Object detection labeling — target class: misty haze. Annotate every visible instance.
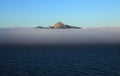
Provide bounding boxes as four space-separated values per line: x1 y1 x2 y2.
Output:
0 27 120 46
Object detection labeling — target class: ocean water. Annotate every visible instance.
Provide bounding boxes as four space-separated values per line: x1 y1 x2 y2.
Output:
0 46 120 76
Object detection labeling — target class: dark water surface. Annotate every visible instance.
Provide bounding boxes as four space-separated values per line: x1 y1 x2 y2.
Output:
0 46 120 76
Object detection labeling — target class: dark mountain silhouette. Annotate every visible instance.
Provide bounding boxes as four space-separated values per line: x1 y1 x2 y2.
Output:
36 22 81 29
36 26 44 28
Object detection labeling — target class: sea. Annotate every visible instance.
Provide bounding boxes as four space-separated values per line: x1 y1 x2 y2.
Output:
0 46 120 76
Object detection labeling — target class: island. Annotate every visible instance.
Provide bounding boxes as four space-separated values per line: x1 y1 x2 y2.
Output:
36 22 81 29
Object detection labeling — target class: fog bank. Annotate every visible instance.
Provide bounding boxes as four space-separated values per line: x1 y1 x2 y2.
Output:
0 27 120 46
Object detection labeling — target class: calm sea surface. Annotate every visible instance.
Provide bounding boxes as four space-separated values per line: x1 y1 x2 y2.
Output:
0 46 120 76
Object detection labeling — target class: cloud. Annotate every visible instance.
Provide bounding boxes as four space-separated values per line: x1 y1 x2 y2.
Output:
0 27 120 46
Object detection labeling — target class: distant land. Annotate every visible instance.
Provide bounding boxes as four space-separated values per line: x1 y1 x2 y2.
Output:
36 22 81 29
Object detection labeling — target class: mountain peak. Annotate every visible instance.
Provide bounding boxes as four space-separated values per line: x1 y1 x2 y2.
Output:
36 22 81 29
54 22 66 29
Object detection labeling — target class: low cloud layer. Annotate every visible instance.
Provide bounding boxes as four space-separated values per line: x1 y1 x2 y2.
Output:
0 27 120 46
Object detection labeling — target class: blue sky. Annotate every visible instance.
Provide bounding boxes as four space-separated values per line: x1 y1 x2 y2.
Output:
0 0 120 27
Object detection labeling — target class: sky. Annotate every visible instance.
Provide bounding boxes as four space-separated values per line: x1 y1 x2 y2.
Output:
0 0 120 27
